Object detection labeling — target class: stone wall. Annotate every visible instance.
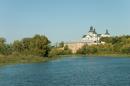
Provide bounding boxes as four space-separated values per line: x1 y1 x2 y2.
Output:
64 42 86 53
64 42 100 53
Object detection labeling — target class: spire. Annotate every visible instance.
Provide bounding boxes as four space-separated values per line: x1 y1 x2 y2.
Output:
105 29 110 35
89 26 94 32
93 28 97 34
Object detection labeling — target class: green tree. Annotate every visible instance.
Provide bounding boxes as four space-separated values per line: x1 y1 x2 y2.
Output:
22 38 32 51
59 41 64 48
48 48 64 57
120 44 130 54
12 40 24 53
76 45 87 54
63 45 72 55
30 34 51 57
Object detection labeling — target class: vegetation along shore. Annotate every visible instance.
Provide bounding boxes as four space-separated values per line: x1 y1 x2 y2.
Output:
0 34 130 66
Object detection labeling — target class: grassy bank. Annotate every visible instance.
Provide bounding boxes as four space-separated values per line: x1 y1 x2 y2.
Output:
75 53 130 57
1 54 130 66
0 55 54 66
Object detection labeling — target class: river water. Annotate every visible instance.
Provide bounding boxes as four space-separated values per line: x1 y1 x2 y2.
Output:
0 56 130 86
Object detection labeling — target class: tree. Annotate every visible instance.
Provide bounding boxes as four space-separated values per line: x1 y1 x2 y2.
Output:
0 38 7 54
63 45 72 55
0 37 6 48
48 48 63 57
120 44 130 54
12 40 24 53
76 45 87 54
64 45 69 50
100 37 112 43
22 38 32 51
29 34 51 57
59 41 64 48
2 44 12 55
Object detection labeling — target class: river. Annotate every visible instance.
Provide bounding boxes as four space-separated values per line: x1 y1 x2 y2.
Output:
0 56 130 86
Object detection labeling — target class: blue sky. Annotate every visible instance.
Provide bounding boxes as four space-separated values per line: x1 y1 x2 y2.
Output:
0 0 130 43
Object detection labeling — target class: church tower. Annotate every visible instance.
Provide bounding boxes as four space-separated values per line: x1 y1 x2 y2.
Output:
89 26 94 32
101 29 111 37
105 29 110 35
93 28 97 34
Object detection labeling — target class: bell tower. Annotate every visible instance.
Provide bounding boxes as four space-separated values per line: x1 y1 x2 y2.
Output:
105 29 110 35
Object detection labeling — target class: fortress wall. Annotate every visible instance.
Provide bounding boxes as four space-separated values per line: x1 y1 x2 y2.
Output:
65 42 100 53
65 42 85 53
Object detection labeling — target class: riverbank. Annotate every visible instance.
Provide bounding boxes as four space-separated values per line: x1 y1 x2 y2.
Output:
75 54 130 57
0 55 54 66
60 54 130 58
1 54 130 66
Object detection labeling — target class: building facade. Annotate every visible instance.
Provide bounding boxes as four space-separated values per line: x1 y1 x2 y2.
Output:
81 26 110 43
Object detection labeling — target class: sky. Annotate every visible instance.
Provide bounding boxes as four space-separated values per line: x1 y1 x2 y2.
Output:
0 0 130 43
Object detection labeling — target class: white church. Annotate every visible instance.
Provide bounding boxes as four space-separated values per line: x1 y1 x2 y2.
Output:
81 26 110 43
64 26 111 53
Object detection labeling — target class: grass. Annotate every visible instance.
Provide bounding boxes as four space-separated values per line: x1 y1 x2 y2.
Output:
64 52 130 58
0 55 52 66
1 53 130 66
90 53 130 57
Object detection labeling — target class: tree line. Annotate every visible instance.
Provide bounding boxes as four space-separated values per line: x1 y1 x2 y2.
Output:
1 35 130 59
3 34 130 64
0 34 72 58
